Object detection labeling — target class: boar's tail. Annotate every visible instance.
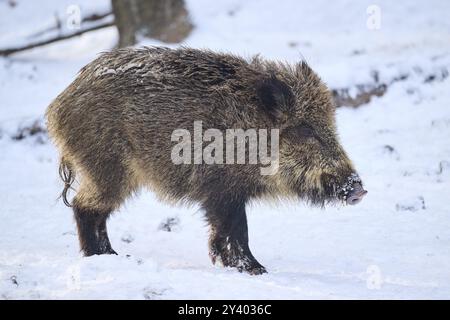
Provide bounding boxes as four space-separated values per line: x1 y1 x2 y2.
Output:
58 157 75 207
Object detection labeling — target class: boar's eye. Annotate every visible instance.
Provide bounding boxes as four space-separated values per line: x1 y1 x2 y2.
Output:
296 125 315 138
284 124 317 142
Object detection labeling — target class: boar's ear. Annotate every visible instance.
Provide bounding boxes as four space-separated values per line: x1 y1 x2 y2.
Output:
256 74 294 120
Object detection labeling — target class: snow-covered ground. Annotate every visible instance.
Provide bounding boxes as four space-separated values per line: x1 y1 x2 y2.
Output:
1 0 450 299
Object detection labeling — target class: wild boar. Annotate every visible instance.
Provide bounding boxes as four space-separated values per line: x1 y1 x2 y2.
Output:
46 47 367 275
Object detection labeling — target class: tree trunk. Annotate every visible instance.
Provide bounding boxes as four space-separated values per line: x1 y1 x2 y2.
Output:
111 0 193 47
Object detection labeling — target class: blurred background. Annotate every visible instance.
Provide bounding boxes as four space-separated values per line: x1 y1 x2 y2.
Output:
0 0 449 299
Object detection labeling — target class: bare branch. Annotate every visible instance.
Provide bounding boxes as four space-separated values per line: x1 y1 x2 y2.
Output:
0 21 114 56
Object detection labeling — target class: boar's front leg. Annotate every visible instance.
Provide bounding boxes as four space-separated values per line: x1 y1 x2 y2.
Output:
203 198 267 275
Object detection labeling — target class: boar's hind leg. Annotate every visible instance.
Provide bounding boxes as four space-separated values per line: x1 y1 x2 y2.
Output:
71 158 134 257
203 198 267 275
73 203 116 256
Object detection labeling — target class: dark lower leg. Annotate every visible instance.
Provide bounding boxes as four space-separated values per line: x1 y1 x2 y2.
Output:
97 218 117 255
204 199 266 275
73 204 117 256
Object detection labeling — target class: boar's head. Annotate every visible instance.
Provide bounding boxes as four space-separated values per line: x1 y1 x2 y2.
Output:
256 62 367 206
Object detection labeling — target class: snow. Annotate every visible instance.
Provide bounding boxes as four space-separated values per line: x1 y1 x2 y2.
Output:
1 0 450 299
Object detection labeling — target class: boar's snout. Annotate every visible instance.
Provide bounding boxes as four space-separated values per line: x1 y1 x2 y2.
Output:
338 173 367 205
345 182 368 205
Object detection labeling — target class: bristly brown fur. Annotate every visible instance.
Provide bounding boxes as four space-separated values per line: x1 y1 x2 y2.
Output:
45 46 361 274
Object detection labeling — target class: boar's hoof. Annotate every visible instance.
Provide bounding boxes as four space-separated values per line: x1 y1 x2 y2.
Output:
242 264 267 276
83 247 118 257
98 239 118 256
83 241 118 256
101 247 118 256
209 240 267 275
